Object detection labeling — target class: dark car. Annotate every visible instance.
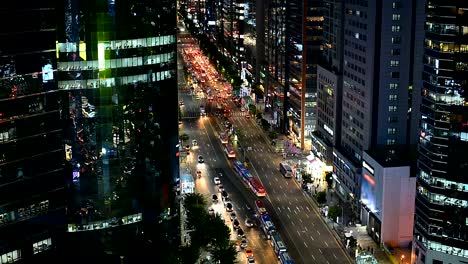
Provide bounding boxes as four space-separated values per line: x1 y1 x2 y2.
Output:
226 203 233 212
212 194 218 203
198 155 204 163
233 219 240 230
221 190 228 199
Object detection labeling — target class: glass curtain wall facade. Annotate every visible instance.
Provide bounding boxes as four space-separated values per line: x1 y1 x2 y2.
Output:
263 0 286 128
0 0 66 261
413 1 468 263
284 0 322 149
56 0 178 256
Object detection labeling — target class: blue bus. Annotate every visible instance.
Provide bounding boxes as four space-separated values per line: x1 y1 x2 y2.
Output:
279 252 295 264
271 233 287 257
233 160 252 184
260 214 276 239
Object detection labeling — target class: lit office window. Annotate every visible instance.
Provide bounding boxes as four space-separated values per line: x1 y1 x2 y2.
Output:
387 128 397 135
389 83 399 89
389 94 398 100
390 60 400 67
392 14 400 21
386 139 396 145
392 25 401 32
0 250 21 263
389 105 398 112
33 238 52 254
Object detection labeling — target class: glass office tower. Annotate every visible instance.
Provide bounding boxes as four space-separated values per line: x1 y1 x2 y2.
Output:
413 1 468 263
56 0 178 257
0 0 66 261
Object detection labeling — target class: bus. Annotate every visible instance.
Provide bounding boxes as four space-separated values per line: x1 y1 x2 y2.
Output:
260 214 276 239
271 233 287 257
233 160 252 184
279 162 293 178
255 199 268 215
220 132 229 144
249 178 266 197
279 252 295 264
224 144 236 158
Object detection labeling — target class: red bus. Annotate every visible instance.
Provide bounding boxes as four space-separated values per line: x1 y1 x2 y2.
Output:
249 178 266 197
224 144 236 158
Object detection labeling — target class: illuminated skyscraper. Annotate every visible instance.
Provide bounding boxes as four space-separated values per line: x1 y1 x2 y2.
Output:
56 0 178 257
0 0 66 261
412 2 468 263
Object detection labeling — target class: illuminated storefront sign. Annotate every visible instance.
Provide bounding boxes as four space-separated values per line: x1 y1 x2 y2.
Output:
362 160 374 175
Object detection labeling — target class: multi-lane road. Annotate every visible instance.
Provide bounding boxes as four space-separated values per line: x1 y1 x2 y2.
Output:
178 30 352 264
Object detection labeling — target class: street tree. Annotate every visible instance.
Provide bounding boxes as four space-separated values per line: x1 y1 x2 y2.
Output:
256 112 263 120
316 191 327 204
328 205 343 223
179 133 190 143
302 173 312 184
261 118 271 130
209 243 237 264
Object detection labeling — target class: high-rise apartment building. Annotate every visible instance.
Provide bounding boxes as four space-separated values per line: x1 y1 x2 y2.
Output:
0 0 66 261
56 0 178 257
314 0 424 247
412 2 468 263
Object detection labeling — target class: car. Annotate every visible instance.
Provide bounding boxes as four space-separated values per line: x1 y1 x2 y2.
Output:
192 139 198 146
223 197 232 205
208 208 214 215
221 190 228 199
179 100 184 106
229 212 237 221
196 170 202 177
244 247 253 258
212 194 218 203
255 200 268 215
218 184 225 192
240 238 247 249
245 114 250 119
184 144 191 151
198 155 204 163
237 228 245 238
213 177 221 185
247 256 255 263
233 219 240 229
225 203 233 212
244 218 254 227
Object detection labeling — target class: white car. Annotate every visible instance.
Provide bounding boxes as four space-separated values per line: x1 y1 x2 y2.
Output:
213 177 221 185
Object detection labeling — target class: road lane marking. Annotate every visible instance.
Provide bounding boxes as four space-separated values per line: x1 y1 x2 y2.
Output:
306 206 311 212
333 253 338 259
324 241 329 247
311 254 316 260
288 200 292 205
299 218 303 223
317 230 321 235
310 235 314 241
304 226 307 231
297 230 301 236
287 207 291 212
295 197 298 202
287 214 291 219
303 241 308 248
277 207 281 212
319 249 323 254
